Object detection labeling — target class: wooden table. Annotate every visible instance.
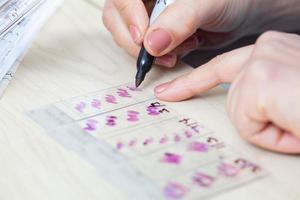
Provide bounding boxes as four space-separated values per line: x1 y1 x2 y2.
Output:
0 0 299 199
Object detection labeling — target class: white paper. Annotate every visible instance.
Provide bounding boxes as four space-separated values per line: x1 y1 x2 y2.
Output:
0 0 63 96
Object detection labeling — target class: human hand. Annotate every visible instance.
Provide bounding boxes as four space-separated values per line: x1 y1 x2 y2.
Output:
155 31 300 154
102 0 257 67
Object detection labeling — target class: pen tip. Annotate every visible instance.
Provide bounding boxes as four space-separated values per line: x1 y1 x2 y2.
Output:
135 78 143 88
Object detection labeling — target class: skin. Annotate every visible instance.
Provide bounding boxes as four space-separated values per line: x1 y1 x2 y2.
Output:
102 1 300 153
102 0 300 67
155 31 300 154
102 0 252 67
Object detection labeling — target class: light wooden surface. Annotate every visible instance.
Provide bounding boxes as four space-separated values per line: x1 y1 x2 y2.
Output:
0 0 299 199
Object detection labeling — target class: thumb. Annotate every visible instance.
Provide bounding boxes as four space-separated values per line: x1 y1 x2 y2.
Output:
143 0 233 56
155 45 253 101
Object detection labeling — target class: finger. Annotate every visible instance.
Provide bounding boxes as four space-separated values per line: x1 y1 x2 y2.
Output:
226 71 300 154
230 55 300 154
173 30 240 55
195 30 239 50
172 35 200 55
112 0 150 44
230 80 300 154
227 69 247 128
171 31 236 59
103 2 140 57
229 70 270 144
155 45 253 101
249 125 300 154
155 36 199 68
144 0 227 56
155 54 177 68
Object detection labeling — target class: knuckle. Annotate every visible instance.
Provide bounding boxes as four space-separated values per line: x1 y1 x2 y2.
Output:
102 2 113 30
170 3 198 36
211 53 228 81
210 53 226 66
257 31 282 43
102 13 110 30
112 37 122 48
246 58 278 82
182 7 199 33
116 1 132 17
256 31 285 47
254 31 287 58
128 46 139 57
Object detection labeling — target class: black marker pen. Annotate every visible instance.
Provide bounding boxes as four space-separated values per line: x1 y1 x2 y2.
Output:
135 0 175 88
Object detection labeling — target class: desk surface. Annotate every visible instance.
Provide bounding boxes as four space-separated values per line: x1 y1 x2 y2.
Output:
0 0 299 200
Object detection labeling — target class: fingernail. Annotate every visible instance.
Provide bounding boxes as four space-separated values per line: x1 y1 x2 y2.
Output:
155 54 176 68
147 28 172 54
155 82 171 94
180 36 199 51
129 25 141 43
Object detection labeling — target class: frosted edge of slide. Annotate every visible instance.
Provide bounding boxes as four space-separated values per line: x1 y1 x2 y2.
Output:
27 105 166 200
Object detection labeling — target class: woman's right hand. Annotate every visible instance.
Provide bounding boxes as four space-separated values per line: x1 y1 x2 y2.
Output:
102 0 299 67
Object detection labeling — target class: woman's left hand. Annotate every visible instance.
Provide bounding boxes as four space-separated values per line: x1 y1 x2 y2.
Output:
155 31 300 154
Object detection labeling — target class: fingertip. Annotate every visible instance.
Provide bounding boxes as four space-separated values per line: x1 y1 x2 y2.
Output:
248 125 300 154
154 81 180 102
129 25 142 44
178 36 199 52
277 133 300 154
144 28 173 56
155 54 177 68
154 77 194 102
155 81 171 94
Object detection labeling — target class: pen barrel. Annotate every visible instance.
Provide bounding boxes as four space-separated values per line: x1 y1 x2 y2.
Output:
150 0 175 24
136 45 155 74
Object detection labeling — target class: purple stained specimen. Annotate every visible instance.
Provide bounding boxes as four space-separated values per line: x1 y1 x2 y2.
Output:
174 134 181 142
75 102 86 113
106 116 117 126
161 153 182 165
91 99 101 109
188 142 209 152
127 85 142 92
105 94 117 104
83 119 98 131
164 182 187 200
146 102 170 115
147 106 160 116
128 139 137 147
116 142 124 150
143 137 154 146
127 110 140 122
184 131 193 138
192 172 215 187
218 162 240 177
117 88 131 98
159 136 169 144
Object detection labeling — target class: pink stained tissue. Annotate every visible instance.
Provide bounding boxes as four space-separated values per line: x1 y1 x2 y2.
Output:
161 153 182 165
